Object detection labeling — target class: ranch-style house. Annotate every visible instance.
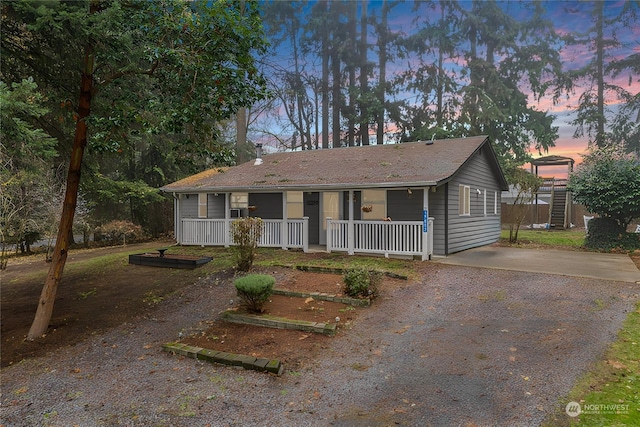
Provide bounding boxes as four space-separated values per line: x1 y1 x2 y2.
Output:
161 135 508 260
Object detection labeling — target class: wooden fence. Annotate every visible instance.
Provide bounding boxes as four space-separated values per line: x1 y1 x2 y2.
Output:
501 203 592 229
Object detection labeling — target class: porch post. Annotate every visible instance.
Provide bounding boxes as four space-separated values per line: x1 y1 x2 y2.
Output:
281 192 288 249
348 190 354 255
302 216 309 253
326 217 332 253
421 187 430 261
224 193 230 248
173 193 181 244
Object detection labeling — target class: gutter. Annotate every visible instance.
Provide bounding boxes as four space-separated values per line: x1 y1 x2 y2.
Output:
160 181 440 194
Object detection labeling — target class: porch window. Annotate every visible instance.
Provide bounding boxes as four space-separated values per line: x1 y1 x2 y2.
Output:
362 189 386 220
322 192 340 228
231 192 248 209
459 185 470 216
286 191 304 218
198 193 208 218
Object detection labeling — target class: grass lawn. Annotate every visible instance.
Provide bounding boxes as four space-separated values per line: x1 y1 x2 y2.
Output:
542 302 640 426
500 229 586 249
504 230 640 426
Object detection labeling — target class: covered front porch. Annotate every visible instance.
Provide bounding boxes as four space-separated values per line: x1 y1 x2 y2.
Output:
178 216 434 260
173 188 435 260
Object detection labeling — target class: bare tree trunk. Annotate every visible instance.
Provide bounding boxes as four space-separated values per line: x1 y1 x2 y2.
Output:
332 37 342 147
468 20 479 134
375 0 385 145
360 0 369 145
321 1 329 149
436 3 445 129
235 0 250 161
27 40 94 340
595 1 605 148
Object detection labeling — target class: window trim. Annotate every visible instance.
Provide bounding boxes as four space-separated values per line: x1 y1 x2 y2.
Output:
483 189 487 217
459 185 470 216
198 193 208 218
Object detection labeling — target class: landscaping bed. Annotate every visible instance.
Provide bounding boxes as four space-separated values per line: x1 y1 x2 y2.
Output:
178 269 371 370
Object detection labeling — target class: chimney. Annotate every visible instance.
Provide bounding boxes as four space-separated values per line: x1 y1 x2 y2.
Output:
254 143 263 165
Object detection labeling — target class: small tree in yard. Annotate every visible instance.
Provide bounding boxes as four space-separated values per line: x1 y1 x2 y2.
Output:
568 145 640 250
504 167 543 243
231 217 264 272
234 274 274 313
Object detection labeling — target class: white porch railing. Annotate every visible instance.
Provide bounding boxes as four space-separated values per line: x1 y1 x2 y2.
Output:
180 217 434 260
326 218 434 260
180 218 308 251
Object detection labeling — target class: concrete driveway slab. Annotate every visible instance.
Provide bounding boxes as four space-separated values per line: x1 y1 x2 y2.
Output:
436 246 640 283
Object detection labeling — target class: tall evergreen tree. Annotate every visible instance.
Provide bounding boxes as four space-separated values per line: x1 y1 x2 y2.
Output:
359 0 370 145
0 78 58 261
564 1 639 151
458 0 563 164
2 0 269 339
398 0 463 141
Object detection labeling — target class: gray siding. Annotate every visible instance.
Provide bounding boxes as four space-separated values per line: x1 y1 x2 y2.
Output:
180 193 226 219
208 194 225 218
429 185 447 256
387 189 424 221
343 191 362 220
445 146 502 254
180 194 198 218
249 193 283 219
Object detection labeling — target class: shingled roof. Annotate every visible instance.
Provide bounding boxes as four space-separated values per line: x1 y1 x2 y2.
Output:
161 136 507 192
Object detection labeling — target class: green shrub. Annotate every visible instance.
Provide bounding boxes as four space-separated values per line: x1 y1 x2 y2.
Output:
94 220 146 245
231 217 263 272
586 217 640 251
234 274 275 313
343 268 382 299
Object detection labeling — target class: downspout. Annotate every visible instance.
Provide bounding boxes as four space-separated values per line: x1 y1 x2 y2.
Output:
224 193 230 247
172 192 181 244
444 183 449 256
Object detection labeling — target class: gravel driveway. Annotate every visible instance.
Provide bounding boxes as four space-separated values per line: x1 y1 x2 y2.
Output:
1 262 638 426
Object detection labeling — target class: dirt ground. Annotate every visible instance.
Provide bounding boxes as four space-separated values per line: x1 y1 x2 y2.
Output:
179 268 378 371
1 243 638 426
0 245 402 369
0 242 217 367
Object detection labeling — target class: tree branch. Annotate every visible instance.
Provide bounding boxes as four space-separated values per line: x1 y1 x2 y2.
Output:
98 60 160 86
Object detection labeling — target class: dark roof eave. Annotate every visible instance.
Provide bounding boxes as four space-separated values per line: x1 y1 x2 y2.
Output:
160 180 440 193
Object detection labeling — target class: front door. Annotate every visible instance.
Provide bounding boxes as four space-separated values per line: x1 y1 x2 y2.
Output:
303 192 320 245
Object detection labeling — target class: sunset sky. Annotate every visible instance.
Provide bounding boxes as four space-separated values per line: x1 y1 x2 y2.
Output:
390 1 639 177
262 1 639 178
523 1 639 177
